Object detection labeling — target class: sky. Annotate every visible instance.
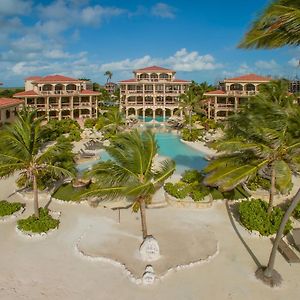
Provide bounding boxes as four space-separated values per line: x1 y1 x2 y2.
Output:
0 0 299 87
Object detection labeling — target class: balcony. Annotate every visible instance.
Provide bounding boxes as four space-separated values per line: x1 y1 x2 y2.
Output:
40 90 79 95
227 90 257 96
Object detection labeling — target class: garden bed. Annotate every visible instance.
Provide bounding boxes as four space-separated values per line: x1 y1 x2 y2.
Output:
165 192 212 208
0 200 25 222
17 208 60 237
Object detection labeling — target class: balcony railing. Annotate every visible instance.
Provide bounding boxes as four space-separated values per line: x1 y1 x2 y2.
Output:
227 90 257 96
39 90 80 95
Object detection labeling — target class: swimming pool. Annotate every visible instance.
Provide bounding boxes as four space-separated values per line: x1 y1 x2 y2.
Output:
138 116 169 122
77 131 207 174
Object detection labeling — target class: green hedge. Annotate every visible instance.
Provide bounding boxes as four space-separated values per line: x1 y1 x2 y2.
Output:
164 169 250 202
0 200 24 217
17 208 59 233
239 199 292 236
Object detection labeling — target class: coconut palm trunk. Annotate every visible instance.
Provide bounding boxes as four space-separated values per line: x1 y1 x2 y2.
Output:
263 188 300 280
139 197 148 239
189 109 192 134
268 165 276 215
33 173 39 218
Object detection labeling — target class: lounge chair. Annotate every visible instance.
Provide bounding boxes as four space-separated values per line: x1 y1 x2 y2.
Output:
271 237 300 263
292 228 300 252
79 149 95 157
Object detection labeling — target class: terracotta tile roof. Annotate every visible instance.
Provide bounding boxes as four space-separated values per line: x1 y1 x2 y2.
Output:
119 79 137 83
134 65 174 72
173 79 191 83
204 90 226 95
33 75 81 83
224 73 271 82
13 90 39 97
80 89 101 95
0 98 24 108
25 76 42 81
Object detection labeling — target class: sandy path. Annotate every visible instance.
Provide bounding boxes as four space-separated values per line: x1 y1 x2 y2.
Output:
0 179 300 299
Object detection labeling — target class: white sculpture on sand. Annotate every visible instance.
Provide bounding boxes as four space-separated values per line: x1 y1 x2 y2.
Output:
139 235 160 261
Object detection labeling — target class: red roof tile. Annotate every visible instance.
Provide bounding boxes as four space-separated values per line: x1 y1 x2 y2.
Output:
25 76 42 81
0 98 24 108
119 79 137 83
33 75 81 83
225 73 271 82
173 79 191 83
204 90 226 95
134 65 174 72
80 90 101 95
14 90 39 97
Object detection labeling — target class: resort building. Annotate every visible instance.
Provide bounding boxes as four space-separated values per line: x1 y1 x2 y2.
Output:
119 66 191 121
13 75 100 121
203 74 271 121
0 98 24 126
290 77 300 94
105 82 118 94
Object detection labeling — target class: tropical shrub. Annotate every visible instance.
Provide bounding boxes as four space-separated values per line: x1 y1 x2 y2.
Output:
41 119 81 142
95 117 105 131
181 128 202 141
181 169 202 183
17 208 59 233
0 200 24 217
164 169 250 201
239 199 292 236
84 118 97 128
164 182 191 199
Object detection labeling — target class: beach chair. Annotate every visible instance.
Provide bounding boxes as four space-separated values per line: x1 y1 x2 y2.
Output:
271 238 300 263
292 228 300 252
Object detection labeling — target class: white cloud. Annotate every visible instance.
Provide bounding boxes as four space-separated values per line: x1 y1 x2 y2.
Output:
255 59 278 70
0 0 32 16
81 5 126 25
99 48 222 73
288 58 300 67
100 55 153 72
165 48 222 71
151 3 176 19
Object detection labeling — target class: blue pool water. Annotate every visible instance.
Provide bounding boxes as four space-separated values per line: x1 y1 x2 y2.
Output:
138 116 169 122
77 131 207 174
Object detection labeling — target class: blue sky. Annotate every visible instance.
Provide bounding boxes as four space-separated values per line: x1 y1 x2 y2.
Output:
0 0 299 86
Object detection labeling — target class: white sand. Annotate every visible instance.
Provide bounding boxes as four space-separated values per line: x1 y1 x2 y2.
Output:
180 139 217 158
1 176 300 299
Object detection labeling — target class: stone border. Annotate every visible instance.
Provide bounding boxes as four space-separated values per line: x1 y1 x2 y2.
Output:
15 210 61 240
74 227 219 285
164 192 213 209
51 197 89 206
0 206 25 223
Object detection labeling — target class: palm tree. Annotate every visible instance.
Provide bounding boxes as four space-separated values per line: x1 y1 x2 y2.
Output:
204 97 300 215
83 130 175 239
103 109 125 134
179 89 201 133
239 0 300 48
104 71 113 83
238 1 300 285
0 109 73 218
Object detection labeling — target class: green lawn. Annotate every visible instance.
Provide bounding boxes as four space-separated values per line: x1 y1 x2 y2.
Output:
52 183 95 202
